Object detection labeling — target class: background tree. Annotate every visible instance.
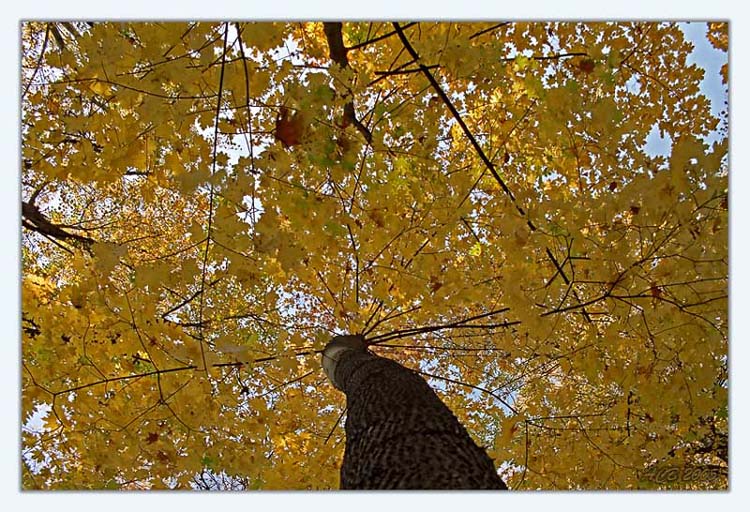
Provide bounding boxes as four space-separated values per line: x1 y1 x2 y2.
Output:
21 21 728 490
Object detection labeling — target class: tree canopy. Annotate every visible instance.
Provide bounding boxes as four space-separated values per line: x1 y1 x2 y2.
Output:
21 21 728 490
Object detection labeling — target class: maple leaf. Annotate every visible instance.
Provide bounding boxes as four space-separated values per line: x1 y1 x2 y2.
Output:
274 107 305 147
578 58 596 74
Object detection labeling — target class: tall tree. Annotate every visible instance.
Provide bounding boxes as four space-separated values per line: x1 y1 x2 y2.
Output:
21 21 728 490
322 334 507 489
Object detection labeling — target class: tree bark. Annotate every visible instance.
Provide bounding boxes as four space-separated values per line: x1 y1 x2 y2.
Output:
322 334 508 490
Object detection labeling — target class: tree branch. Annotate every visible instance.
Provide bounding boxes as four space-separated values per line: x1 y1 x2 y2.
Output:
391 22 594 324
22 200 94 248
323 22 373 144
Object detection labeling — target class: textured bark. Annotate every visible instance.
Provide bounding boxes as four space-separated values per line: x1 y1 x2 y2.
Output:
322 335 507 490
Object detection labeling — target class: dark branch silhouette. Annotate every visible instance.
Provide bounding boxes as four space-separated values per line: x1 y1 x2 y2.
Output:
22 200 94 248
323 22 373 144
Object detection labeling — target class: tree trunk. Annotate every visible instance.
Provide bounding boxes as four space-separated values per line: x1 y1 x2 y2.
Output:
322 334 508 490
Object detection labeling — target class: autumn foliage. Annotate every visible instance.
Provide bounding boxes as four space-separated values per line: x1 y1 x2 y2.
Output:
21 21 728 490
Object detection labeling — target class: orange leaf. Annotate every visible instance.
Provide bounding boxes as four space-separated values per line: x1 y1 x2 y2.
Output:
274 107 305 147
578 58 595 74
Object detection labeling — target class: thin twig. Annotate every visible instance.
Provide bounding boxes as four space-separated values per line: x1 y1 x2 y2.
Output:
197 23 230 375
22 24 51 100
324 407 347 445
415 368 519 415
